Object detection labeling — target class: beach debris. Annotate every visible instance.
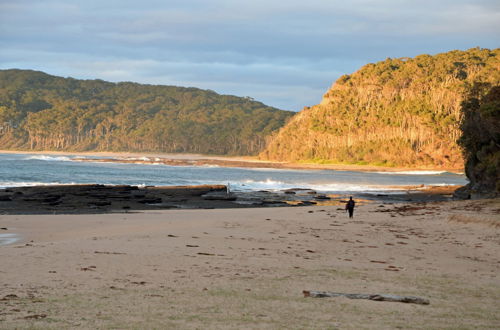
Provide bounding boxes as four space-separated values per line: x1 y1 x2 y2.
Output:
80 266 96 271
1 294 18 301
0 227 7 230
186 244 199 247
94 251 126 255
303 291 430 305
23 314 47 320
109 286 124 290
167 234 178 237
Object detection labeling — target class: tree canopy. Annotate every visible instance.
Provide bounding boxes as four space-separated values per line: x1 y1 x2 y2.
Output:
0 69 293 155
260 48 500 169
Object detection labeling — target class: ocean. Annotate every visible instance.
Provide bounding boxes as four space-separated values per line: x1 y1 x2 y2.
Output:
0 153 467 195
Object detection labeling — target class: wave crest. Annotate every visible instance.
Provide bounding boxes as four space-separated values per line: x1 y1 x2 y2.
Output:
26 155 74 162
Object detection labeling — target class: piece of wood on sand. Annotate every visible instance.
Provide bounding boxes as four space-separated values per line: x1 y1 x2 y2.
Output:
303 291 430 305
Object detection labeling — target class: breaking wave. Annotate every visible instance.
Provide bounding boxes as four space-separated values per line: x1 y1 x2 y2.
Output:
231 179 395 193
0 181 77 188
26 155 74 162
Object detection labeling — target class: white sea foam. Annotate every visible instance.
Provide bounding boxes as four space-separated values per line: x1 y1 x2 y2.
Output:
374 170 450 175
307 183 394 192
240 167 315 173
26 155 74 162
122 156 151 161
231 179 397 193
426 183 459 187
0 181 77 188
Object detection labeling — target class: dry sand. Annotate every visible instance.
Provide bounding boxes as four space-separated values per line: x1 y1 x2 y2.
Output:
1 199 499 329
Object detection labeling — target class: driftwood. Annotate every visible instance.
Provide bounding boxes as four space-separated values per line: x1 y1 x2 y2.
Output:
303 291 430 305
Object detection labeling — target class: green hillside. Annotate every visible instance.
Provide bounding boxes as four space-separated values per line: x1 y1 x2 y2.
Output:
260 48 500 169
0 69 293 155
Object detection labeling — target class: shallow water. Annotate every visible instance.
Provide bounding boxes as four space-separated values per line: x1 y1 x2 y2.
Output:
0 153 467 194
0 233 20 246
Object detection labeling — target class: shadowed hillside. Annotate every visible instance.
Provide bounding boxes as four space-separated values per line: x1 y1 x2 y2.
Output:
260 48 499 169
0 70 293 155
455 85 500 198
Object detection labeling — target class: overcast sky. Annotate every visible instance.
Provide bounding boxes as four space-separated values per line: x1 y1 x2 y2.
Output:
1 0 499 111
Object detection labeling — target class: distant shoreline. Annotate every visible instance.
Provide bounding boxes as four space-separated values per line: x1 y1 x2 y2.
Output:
0 150 464 173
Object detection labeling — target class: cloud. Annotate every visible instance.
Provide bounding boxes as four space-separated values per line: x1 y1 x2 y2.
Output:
0 0 498 110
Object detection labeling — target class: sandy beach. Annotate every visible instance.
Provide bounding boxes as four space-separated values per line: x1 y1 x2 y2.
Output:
1 198 499 329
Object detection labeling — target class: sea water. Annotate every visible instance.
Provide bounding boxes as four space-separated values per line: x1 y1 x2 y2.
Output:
0 153 467 194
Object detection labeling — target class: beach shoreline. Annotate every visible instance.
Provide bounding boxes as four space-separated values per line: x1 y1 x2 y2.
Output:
0 149 464 173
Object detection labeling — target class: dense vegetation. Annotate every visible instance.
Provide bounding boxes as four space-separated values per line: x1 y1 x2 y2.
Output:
455 85 499 198
0 70 293 155
261 48 500 169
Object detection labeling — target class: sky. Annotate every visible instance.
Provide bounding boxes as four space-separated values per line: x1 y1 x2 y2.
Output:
1 0 499 111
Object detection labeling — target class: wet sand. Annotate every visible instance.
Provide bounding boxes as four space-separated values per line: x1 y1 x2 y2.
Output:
0 198 498 328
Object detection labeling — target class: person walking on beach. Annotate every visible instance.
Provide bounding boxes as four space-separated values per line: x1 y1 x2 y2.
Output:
346 196 355 218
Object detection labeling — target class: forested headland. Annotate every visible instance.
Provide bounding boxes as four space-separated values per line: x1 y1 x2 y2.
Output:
0 70 293 155
260 48 499 169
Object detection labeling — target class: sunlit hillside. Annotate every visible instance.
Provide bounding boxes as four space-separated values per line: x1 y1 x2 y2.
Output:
261 48 500 169
0 70 293 155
